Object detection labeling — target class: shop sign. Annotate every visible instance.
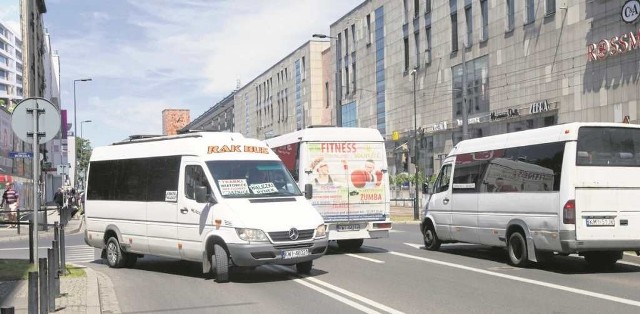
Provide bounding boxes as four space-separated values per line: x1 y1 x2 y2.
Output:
622 0 640 24
431 121 448 131
529 100 551 114
455 116 482 127
490 108 519 121
586 28 640 62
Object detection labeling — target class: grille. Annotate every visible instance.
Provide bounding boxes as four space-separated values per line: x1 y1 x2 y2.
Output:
273 243 314 250
268 229 314 242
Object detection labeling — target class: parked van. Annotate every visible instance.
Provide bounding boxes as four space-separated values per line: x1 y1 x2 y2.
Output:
84 132 328 282
265 127 391 250
421 123 640 269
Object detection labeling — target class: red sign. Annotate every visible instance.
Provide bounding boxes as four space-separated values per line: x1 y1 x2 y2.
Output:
587 28 640 62
272 143 299 171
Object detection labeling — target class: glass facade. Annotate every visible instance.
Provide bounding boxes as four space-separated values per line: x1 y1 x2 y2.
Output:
342 101 357 127
375 6 386 136
295 59 302 130
452 55 490 142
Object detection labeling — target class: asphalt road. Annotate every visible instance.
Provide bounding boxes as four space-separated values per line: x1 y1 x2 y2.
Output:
2 226 640 313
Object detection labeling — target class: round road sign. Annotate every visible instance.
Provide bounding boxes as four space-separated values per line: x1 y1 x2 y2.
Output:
11 98 61 144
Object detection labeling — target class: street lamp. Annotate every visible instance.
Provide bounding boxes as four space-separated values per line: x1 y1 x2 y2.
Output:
312 33 341 127
410 68 419 220
80 120 92 139
73 78 92 188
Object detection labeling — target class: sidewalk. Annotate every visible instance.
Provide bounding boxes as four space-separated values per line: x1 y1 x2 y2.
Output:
0 206 120 313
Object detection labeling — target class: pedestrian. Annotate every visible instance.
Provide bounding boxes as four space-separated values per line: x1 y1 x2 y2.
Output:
54 187 64 213
1 182 19 228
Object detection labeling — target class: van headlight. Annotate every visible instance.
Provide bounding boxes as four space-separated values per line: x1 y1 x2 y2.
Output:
315 224 327 238
236 228 269 242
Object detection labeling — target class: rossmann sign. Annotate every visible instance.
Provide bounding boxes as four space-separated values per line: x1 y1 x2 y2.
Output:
586 28 639 62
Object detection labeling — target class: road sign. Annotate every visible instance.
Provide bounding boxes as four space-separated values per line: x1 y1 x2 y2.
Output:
9 151 33 158
11 98 61 144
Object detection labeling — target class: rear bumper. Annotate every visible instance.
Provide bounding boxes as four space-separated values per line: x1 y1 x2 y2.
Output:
559 231 640 252
227 238 328 267
326 221 391 240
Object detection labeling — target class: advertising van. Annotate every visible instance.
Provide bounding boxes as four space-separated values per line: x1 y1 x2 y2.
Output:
265 127 391 250
84 132 328 282
421 123 640 269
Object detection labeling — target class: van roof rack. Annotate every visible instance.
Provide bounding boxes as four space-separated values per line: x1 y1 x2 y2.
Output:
127 134 163 140
177 129 213 134
306 125 335 128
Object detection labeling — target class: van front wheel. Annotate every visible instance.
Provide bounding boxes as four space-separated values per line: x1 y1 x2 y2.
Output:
423 223 441 251
507 232 530 267
213 244 229 283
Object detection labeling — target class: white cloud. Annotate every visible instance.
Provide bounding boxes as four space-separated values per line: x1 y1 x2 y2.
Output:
0 0 21 36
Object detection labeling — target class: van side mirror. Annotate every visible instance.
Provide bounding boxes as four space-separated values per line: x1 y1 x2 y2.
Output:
304 183 313 200
195 186 216 204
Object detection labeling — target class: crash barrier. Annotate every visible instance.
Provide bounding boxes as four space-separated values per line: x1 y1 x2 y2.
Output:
0 206 78 235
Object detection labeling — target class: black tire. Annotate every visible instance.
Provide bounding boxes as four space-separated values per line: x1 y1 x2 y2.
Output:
213 244 229 283
584 251 621 271
105 237 127 268
422 222 441 251
296 261 313 275
337 239 364 251
507 232 530 267
124 254 138 268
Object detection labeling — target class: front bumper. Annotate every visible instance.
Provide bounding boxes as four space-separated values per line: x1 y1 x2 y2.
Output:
227 238 328 267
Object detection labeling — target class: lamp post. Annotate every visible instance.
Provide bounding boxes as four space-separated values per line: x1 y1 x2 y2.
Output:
80 120 92 139
73 78 92 188
312 33 341 127
410 68 419 220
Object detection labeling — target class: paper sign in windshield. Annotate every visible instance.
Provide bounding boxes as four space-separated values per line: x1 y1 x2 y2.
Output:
218 179 250 196
249 182 279 194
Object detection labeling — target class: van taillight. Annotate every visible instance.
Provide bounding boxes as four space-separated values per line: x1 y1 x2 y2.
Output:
563 200 575 224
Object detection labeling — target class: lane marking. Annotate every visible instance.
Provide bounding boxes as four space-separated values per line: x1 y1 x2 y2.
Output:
389 251 640 307
345 254 385 264
403 243 422 250
270 265 403 314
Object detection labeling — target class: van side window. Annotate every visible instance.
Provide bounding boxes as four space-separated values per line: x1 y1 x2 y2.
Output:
184 165 211 201
433 164 452 193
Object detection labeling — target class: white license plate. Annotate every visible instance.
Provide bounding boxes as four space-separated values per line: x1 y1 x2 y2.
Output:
337 224 360 232
281 249 309 259
586 218 615 226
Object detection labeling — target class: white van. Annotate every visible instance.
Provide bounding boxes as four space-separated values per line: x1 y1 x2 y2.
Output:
84 132 328 282
265 127 392 250
421 122 640 269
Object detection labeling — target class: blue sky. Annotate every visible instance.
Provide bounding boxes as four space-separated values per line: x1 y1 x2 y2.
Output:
1 0 362 147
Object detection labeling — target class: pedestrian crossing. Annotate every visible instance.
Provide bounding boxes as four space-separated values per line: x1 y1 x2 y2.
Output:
65 245 99 264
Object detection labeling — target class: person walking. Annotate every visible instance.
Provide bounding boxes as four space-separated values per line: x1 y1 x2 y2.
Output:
1 182 19 228
54 188 64 213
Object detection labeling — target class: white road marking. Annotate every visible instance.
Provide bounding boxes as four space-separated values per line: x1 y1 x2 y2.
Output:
65 246 98 263
270 265 403 314
390 251 640 308
345 254 385 264
403 243 422 249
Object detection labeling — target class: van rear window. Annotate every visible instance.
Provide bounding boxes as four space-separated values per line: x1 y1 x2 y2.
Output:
577 127 640 167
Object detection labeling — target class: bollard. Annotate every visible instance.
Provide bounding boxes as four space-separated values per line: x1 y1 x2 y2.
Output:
28 271 38 314
42 207 48 232
47 249 56 312
28 220 34 264
59 227 66 276
1 306 15 313
39 258 48 314
16 207 20 235
52 240 60 297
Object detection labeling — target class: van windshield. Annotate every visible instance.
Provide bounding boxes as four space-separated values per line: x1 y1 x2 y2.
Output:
577 127 640 167
206 160 302 198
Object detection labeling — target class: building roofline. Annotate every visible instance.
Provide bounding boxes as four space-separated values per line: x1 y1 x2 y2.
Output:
187 90 237 127
329 0 370 28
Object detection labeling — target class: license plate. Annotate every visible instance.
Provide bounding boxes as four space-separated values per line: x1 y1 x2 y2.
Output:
586 218 615 226
337 224 360 232
281 249 309 259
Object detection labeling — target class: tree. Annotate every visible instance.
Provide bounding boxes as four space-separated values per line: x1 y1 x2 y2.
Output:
76 137 92 182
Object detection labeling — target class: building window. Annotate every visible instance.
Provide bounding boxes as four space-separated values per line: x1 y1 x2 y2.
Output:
366 14 372 45
414 0 420 18
506 0 515 32
425 25 432 64
325 82 330 108
351 24 356 51
301 56 306 81
345 66 350 95
403 0 409 22
426 0 432 13
451 13 458 52
525 0 535 24
344 28 349 56
480 0 488 41
375 6 386 136
414 31 420 68
464 3 473 47
404 36 410 72
342 101 357 127
545 0 556 16
352 62 357 93
452 55 490 129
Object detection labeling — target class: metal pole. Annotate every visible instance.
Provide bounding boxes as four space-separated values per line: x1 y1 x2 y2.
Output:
28 220 34 263
412 70 419 220
59 226 66 276
47 249 55 312
39 258 47 314
73 80 77 189
16 206 20 235
28 271 38 314
461 47 469 141
52 240 60 297
30 104 41 272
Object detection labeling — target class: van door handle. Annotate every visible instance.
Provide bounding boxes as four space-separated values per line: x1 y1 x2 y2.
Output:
443 198 449 205
180 208 189 214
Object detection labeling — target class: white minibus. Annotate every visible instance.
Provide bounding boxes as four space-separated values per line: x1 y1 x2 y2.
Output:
421 122 640 269
265 127 392 250
84 132 328 282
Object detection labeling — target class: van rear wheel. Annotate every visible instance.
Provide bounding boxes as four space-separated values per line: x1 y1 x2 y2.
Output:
213 244 229 283
337 239 364 251
507 232 530 267
423 223 441 251
105 237 127 268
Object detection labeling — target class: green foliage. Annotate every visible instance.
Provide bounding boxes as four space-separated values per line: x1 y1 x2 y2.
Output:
76 137 93 179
